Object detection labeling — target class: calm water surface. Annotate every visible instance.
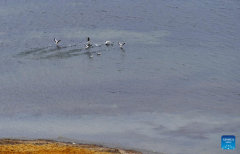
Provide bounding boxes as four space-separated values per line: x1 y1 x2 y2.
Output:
0 0 239 154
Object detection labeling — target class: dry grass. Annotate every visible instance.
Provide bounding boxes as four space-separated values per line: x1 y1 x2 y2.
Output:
0 139 141 154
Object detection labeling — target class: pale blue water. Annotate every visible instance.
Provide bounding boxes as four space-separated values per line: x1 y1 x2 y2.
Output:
0 0 240 154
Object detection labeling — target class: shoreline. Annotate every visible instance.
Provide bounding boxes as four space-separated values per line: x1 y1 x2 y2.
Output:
0 139 142 154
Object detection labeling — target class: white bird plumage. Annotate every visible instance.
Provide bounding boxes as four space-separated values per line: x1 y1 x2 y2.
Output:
105 41 113 45
85 44 91 49
118 42 125 48
85 37 92 48
87 37 91 46
54 38 61 45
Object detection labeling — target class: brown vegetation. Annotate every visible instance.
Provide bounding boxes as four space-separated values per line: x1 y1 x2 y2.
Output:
0 139 141 154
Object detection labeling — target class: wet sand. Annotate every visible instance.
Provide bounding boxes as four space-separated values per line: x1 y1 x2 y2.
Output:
0 139 141 154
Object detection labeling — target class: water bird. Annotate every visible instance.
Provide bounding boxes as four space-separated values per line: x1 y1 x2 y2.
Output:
85 37 92 48
90 55 93 58
105 41 113 45
87 37 90 44
85 44 91 49
54 38 61 45
118 42 125 48
87 37 92 46
97 52 101 55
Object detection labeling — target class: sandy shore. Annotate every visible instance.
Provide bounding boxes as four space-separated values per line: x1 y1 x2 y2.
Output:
0 139 141 154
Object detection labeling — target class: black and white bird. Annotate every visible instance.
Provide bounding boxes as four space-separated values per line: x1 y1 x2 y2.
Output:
85 37 92 48
85 44 91 49
87 37 91 44
54 38 61 45
118 42 125 48
87 37 92 46
105 41 113 45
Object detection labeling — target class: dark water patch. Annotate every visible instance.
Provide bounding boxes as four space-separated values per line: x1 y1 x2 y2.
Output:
160 121 240 140
14 43 110 60
15 46 51 57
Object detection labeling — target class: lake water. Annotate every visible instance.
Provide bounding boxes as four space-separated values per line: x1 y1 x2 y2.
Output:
0 0 239 154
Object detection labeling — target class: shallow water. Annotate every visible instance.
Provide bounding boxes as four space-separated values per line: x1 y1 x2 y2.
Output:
0 0 240 154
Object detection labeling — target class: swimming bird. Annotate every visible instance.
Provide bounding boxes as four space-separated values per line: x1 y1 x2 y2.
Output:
105 41 113 45
97 52 101 55
90 55 93 58
54 38 61 45
118 42 125 48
